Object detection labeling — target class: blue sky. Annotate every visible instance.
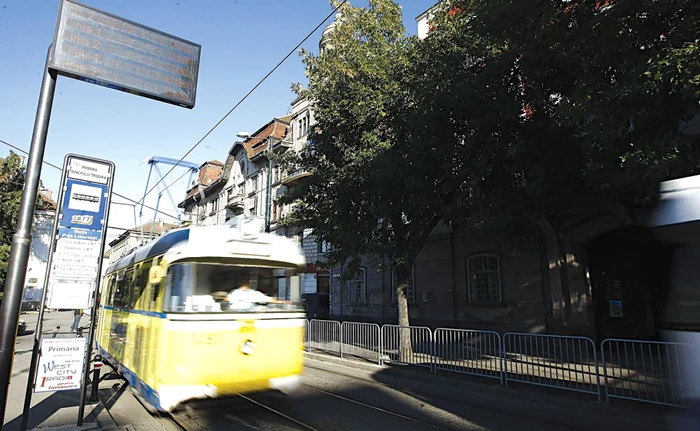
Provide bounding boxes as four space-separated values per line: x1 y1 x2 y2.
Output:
0 0 435 242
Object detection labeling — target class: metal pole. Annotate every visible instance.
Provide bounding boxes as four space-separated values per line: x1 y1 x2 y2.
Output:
78 163 114 425
19 155 67 431
0 46 57 430
139 162 154 240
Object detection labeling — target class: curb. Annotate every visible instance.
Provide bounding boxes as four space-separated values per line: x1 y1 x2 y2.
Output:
303 352 670 431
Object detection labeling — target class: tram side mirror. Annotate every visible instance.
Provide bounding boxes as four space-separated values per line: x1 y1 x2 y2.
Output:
149 265 165 302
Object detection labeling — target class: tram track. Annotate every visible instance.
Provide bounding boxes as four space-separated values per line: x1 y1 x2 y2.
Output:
161 382 455 431
166 393 320 431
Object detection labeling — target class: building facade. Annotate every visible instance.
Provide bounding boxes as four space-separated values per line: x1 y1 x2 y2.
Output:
107 220 180 264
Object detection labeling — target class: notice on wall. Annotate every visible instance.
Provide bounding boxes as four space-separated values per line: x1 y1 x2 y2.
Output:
35 338 87 392
609 300 623 318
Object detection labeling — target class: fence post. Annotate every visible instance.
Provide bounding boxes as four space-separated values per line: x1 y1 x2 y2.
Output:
379 324 384 366
339 321 344 359
502 333 508 387
430 328 436 374
600 340 610 406
594 342 602 404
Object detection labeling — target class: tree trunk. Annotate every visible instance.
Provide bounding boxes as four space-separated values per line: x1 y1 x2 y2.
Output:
395 266 413 361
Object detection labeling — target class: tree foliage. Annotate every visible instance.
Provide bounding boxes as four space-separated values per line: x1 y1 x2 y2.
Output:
0 151 52 290
281 0 700 327
0 152 27 289
280 0 458 327
420 0 700 235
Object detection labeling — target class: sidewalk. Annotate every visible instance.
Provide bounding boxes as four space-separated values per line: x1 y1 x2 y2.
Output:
2 311 174 431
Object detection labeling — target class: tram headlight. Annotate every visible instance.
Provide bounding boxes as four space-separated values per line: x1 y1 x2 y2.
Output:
240 340 256 355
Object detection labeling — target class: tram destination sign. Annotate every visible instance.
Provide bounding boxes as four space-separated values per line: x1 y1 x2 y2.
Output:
49 0 201 108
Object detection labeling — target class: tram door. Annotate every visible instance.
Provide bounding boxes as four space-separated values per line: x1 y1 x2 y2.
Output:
132 262 151 377
141 259 161 385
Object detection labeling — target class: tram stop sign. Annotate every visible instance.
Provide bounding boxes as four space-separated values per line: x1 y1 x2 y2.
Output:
48 0 201 108
46 155 115 310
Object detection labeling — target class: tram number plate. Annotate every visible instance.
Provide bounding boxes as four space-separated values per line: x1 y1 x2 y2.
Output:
239 320 255 334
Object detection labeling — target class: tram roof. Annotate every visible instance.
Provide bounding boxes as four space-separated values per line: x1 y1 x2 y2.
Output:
104 221 305 275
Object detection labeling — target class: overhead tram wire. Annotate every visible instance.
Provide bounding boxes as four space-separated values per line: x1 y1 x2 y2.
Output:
138 1 348 205
0 138 180 221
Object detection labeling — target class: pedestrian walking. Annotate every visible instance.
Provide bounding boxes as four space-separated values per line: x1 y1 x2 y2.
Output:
70 309 83 331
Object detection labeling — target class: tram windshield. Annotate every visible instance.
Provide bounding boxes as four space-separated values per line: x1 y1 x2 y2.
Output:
165 262 303 313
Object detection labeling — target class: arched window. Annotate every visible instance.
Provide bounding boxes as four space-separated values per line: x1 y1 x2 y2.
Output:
467 254 501 304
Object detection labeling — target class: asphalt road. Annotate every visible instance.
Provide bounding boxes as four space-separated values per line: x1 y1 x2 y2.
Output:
171 366 579 431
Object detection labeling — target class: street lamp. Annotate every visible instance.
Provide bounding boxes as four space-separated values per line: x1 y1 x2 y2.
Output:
236 132 292 233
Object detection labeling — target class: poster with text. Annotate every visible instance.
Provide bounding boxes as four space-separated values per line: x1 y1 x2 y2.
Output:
35 338 87 392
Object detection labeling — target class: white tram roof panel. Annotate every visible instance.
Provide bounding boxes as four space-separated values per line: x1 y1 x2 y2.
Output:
106 217 305 273
649 173 700 228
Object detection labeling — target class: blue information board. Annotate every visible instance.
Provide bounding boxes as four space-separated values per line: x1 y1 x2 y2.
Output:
59 179 109 231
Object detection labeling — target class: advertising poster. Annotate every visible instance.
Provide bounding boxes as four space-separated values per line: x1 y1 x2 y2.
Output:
609 300 624 318
35 338 87 392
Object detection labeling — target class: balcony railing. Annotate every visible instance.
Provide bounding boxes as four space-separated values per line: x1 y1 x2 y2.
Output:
282 169 312 185
227 193 245 209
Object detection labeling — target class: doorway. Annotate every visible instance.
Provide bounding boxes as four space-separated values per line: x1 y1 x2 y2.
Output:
586 227 670 340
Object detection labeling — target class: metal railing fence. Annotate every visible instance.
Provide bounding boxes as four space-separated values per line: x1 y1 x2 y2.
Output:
381 325 434 371
502 332 600 401
340 321 382 364
302 319 693 408
306 319 341 356
433 328 502 381
601 338 697 408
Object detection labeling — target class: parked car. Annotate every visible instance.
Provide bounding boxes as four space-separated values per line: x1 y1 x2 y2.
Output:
17 319 27 334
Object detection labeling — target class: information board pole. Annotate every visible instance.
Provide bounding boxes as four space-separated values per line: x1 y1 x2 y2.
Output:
19 155 68 431
0 46 56 430
20 155 114 430
77 159 114 426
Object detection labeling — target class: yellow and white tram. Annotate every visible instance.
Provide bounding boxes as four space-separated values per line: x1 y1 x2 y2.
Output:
96 217 307 412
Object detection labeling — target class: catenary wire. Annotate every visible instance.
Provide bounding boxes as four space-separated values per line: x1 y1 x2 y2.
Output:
0 138 180 221
137 1 347 205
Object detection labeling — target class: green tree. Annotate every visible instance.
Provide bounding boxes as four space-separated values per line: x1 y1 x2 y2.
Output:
0 151 52 290
280 0 458 339
0 152 27 289
417 0 700 236
282 0 699 338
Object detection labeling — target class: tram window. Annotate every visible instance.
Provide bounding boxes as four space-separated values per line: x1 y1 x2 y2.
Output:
163 263 300 313
129 265 149 309
114 270 132 309
107 276 117 306
168 263 192 312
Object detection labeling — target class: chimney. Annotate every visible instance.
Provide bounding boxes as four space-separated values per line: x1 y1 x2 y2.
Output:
197 161 224 186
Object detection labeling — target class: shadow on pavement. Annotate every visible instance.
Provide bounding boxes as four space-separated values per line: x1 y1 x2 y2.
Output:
367 363 672 431
2 382 121 431
3 390 104 431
